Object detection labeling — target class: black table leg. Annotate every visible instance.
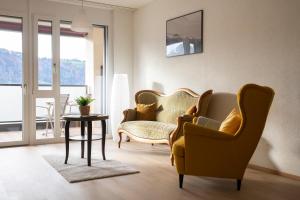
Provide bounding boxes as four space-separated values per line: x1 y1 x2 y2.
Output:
64 120 70 164
101 120 106 160
81 121 85 158
87 121 92 166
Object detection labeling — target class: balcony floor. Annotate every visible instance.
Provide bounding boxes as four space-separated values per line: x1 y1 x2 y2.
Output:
0 127 103 143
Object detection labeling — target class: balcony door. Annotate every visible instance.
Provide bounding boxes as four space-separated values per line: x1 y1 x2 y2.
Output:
0 13 29 147
32 16 62 144
32 15 106 144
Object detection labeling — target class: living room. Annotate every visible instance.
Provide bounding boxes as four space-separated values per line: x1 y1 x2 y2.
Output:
0 0 299 199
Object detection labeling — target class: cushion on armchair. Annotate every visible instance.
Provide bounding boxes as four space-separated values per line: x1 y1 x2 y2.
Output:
219 108 242 135
194 116 221 130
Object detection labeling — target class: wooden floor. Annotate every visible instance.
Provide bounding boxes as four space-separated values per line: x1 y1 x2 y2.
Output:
0 140 299 200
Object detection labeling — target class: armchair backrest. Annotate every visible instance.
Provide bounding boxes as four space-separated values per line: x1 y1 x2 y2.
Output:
235 84 274 168
135 89 212 124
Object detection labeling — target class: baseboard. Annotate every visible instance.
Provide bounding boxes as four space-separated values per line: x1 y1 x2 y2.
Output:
248 164 300 181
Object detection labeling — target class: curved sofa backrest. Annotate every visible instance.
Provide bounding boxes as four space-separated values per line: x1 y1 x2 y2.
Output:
135 89 213 124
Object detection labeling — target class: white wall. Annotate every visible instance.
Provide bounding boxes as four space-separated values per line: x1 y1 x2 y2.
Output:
113 9 134 105
133 0 300 176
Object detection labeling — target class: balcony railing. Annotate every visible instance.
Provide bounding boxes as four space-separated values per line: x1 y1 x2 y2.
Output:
0 84 87 123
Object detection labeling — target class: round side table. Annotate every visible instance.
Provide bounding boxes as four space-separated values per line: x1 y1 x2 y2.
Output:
63 114 109 166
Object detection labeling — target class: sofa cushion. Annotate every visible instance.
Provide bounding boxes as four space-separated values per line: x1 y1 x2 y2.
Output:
136 103 157 121
119 121 176 140
136 91 200 124
172 136 185 157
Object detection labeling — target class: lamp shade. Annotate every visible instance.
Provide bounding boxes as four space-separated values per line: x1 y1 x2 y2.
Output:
110 74 129 142
71 8 91 33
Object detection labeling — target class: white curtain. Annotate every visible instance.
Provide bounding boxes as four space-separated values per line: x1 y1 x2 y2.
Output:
110 74 129 142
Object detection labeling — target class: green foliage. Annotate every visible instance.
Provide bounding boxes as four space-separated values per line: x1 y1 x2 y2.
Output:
75 96 95 106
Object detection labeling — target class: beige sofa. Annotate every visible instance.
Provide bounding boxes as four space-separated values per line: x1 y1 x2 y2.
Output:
118 88 213 148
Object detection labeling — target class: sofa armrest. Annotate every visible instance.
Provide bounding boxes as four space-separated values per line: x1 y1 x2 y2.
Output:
169 114 194 148
121 109 137 123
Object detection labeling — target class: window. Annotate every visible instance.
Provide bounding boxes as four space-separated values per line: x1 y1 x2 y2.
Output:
0 16 22 85
38 20 53 90
60 22 86 86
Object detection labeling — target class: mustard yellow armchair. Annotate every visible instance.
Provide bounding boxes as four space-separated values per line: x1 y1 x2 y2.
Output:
172 84 274 190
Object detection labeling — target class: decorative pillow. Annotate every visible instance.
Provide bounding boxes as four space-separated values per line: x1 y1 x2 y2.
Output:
185 105 197 116
136 103 157 121
193 116 221 130
219 108 242 135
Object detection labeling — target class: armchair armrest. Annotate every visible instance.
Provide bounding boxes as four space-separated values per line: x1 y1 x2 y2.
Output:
184 122 235 140
169 114 194 147
169 114 193 165
183 123 241 175
121 109 137 123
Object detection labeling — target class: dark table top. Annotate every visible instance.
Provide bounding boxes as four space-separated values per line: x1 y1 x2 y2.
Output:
62 114 109 121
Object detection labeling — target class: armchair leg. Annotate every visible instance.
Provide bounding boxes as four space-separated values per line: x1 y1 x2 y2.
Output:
118 132 122 148
237 179 242 191
179 174 184 188
170 154 174 166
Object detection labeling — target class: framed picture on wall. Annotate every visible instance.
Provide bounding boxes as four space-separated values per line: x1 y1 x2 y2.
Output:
166 10 203 57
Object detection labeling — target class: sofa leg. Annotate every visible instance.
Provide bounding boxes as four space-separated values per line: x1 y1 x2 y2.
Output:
179 174 184 188
118 132 122 148
237 179 242 191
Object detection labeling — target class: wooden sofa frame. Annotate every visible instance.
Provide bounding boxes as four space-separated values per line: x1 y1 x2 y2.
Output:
118 88 213 149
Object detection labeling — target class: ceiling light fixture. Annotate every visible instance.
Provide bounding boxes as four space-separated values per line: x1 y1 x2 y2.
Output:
71 0 91 32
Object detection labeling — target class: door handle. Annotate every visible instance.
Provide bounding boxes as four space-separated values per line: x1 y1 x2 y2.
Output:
23 83 27 95
53 63 57 74
100 65 103 76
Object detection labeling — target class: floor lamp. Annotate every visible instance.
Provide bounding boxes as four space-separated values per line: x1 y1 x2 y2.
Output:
110 74 129 142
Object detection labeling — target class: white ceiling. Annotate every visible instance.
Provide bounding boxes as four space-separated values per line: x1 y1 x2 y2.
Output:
47 0 154 10
86 0 154 9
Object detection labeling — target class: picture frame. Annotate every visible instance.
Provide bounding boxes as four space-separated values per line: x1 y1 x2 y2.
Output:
166 10 203 57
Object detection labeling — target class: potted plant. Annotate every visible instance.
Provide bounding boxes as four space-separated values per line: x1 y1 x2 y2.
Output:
75 96 95 116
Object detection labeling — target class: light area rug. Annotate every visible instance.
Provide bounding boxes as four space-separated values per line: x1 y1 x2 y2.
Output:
44 155 139 183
